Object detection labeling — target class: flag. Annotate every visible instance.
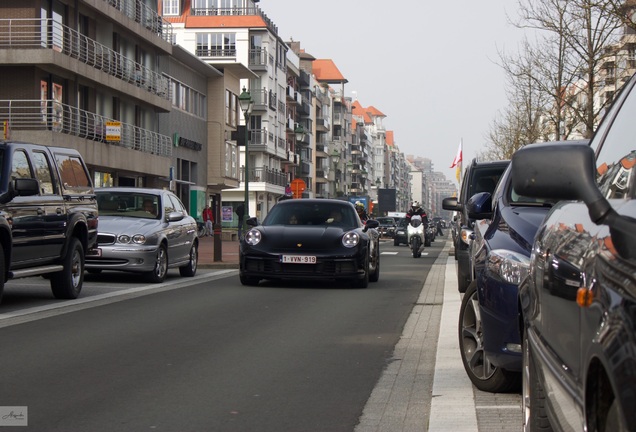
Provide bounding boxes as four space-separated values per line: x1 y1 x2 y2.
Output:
451 140 463 183
450 140 462 168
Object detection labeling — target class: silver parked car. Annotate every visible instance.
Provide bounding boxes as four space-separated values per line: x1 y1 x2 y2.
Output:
86 188 198 282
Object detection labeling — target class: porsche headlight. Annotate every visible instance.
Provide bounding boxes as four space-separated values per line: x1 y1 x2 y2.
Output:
245 229 262 245
487 249 530 285
342 231 360 248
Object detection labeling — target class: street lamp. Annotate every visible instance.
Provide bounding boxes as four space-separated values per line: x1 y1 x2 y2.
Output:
294 123 305 181
330 150 340 198
239 86 253 232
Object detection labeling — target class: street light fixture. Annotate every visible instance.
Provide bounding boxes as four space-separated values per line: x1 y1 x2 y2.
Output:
239 86 253 231
294 123 306 182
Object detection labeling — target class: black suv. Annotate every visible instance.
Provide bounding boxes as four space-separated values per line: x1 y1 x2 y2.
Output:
512 72 636 431
0 141 98 304
442 159 509 292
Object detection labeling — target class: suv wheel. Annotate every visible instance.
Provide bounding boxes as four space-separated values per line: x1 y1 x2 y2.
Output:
50 237 84 299
459 281 520 393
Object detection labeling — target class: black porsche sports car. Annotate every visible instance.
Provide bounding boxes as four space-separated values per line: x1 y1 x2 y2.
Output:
239 199 380 288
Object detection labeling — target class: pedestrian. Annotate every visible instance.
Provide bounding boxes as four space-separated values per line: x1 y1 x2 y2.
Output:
202 204 214 237
235 203 245 239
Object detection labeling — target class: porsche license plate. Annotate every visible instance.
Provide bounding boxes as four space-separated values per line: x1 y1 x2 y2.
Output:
281 255 316 264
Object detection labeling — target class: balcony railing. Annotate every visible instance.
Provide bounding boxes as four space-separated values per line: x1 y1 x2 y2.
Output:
0 99 172 156
240 166 287 186
249 48 267 69
189 5 278 35
0 19 170 101
104 0 173 43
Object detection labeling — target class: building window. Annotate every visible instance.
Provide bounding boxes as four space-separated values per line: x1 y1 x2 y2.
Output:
196 33 236 57
163 0 180 15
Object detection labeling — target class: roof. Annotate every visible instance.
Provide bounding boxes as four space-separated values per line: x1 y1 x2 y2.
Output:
386 131 395 146
312 59 348 83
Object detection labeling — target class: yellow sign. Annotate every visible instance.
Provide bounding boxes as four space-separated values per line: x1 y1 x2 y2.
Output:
105 121 121 142
0 121 8 139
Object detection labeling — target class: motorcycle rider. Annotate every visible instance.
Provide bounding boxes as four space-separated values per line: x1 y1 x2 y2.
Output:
355 201 369 222
406 201 428 226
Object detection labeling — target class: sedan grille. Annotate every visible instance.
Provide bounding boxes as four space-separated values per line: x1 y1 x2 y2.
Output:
97 233 116 245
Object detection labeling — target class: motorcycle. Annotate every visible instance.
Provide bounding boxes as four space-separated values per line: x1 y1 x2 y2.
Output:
407 214 426 258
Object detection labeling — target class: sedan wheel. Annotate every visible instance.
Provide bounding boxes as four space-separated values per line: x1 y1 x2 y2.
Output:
458 281 520 392
179 243 198 277
146 244 168 283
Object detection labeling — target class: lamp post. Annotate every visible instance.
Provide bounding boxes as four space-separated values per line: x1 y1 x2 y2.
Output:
330 150 341 198
294 123 305 180
239 87 253 232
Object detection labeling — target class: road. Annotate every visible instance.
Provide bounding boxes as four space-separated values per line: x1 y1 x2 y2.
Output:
0 238 447 431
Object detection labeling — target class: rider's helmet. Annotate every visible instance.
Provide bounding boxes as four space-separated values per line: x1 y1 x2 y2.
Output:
411 201 420 210
354 201 366 216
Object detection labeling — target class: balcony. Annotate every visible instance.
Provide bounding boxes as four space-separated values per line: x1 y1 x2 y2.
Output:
316 116 330 132
286 86 297 102
0 99 172 156
104 0 173 44
250 88 268 112
0 18 171 103
240 166 287 187
281 151 300 166
248 48 268 71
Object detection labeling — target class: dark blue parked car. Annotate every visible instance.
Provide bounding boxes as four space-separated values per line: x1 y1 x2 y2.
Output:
457 154 574 393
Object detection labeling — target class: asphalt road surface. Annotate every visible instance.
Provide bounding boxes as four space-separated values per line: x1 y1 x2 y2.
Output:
0 239 445 431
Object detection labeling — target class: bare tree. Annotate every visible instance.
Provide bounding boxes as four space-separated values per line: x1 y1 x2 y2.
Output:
514 0 623 138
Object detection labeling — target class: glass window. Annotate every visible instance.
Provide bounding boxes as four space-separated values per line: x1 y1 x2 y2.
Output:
593 81 636 199
11 150 32 181
163 0 180 15
31 151 55 194
55 154 91 188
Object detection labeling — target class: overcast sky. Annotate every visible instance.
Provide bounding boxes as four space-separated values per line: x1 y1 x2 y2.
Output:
261 0 523 184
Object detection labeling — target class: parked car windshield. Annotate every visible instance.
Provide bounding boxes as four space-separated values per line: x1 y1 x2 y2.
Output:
263 202 358 227
97 191 161 220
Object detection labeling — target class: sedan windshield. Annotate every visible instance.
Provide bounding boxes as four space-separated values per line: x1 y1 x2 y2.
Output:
97 192 161 219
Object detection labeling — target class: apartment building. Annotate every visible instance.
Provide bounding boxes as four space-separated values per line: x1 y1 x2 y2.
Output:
163 0 293 221
0 0 177 189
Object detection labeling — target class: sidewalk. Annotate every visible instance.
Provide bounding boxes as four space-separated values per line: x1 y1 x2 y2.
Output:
197 235 240 269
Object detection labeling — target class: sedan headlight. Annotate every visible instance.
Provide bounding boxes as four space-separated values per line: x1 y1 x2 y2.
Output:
487 249 530 285
245 229 262 245
117 234 147 244
342 231 360 248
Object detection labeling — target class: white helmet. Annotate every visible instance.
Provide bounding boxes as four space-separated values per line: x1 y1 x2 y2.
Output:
412 201 420 208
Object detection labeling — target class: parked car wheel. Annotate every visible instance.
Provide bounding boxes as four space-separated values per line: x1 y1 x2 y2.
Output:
179 242 198 277
146 243 168 283
50 237 84 299
523 328 551 432
459 281 520 392
393 238 400 246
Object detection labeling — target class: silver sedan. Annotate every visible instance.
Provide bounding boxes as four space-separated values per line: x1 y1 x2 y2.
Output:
86 187 198 282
